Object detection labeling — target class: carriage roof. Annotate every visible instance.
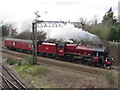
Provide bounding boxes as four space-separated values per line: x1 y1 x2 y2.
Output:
5 38 33 43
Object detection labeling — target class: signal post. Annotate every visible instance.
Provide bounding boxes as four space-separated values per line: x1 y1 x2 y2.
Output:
32 21 37 64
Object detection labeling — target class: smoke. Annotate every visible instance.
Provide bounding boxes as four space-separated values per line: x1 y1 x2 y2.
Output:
0 17 16 28
1 16 101 43
0 16 34 33
38 24 101 43
16 19 33 33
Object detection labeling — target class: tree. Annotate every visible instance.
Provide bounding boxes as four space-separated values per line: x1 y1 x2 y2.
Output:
14 30 32 40
1 25 9 37
0 23 17 37
37 31 46 40
14 30 46 40
108 26 117 41
117 26 120 41
79 18 87 29
102 7 117 26
76 7 118 42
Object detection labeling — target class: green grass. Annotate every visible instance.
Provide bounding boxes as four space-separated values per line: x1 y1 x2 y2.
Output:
12 64 49 76
17 61 22 66
105 71 118 87
12 64 50 88
25 56 34 65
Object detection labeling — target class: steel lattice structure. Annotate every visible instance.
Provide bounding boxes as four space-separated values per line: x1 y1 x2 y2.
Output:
37 20 81 27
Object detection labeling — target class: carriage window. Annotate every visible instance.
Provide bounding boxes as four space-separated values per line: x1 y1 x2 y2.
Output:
13 42 16 45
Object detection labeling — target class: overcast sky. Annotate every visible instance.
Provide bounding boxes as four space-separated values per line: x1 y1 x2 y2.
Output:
0 0 119 33
0 0 119 22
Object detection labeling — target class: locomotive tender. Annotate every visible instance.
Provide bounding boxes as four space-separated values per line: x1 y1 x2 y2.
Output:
4 38 115 69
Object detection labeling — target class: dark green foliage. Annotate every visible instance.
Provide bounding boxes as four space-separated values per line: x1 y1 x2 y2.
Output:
82 7 119 42
1 25 9 37
26 56 34 65
117 26 120 41
17 61 22 66
37 31 46 40
14 30 46 40
14 30 32 40
108 26 118 41
101 7 118 41
102 7 117 26
108 25 120 41
0 24 17 37
7 58 17 65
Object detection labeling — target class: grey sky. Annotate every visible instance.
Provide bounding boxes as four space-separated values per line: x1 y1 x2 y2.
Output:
0 0 119 32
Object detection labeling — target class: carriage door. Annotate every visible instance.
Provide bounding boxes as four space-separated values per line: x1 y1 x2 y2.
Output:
57 43 65 56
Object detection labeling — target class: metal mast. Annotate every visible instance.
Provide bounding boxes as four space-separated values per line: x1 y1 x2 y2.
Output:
32 20 37 64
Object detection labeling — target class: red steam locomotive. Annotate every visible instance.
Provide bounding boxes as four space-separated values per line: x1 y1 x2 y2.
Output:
4 38 115 69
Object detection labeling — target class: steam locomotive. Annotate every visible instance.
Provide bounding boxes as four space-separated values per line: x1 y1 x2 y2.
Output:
4 38 115 69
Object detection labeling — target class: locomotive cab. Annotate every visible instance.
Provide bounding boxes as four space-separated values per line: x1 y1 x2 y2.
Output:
37 41 44 45
57 42 67 56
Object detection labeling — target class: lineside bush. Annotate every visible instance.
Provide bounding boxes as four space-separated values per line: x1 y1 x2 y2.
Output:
17 61 22 66
26 56 34 65
7 58 17 65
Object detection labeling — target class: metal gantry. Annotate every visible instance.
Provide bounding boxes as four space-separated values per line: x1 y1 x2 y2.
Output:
32 20 81 64
37 20 81 27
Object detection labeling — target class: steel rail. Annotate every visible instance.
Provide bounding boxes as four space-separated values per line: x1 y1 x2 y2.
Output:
0 63 27 90
0 83 6 90
1 49 108 75
0 73 19 89
1 48 118 71
3 77 13 89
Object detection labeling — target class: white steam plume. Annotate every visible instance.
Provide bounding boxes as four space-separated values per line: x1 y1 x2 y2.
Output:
1 16 101 44
38 24 101 43
1 16 34 33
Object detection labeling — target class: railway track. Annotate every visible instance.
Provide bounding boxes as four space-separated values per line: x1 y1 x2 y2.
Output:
0 62 27 90
1 48 112 75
